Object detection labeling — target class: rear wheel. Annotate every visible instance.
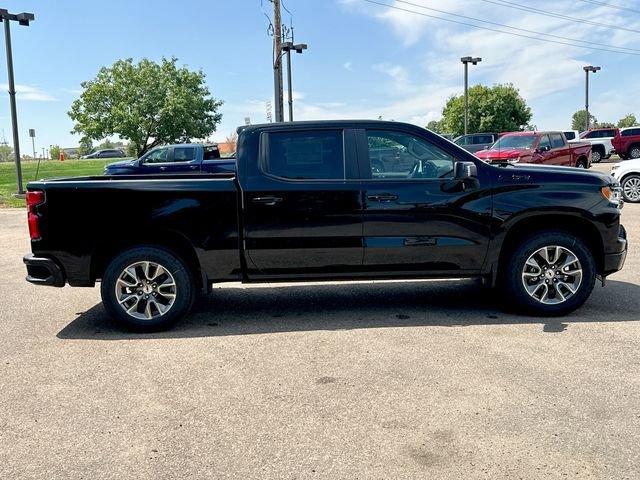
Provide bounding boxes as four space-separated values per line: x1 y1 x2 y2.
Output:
101 246 195 331
504 231 596 316
621 174 640 203
628 145 640 159
590 148 603 163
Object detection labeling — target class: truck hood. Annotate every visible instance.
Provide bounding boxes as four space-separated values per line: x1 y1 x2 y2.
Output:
476 148 530 160
496 163 615 185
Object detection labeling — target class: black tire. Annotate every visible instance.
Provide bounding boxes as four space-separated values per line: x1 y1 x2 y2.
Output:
503 231 596 316
590 148 603 163
628 144 640 159
621 174 640 203
575 158 587 169
101 246 195 331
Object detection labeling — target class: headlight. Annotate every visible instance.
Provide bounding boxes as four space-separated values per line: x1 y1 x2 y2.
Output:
601 185 622 207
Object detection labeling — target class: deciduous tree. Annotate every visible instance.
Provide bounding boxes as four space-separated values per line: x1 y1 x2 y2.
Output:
69 57 223 157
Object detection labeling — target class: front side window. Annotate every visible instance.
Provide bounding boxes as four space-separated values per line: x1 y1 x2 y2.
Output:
173 147 196 162
367 130 455 180
454 136 468 146
538 135 552 150
143 148 170 164
265 130 344 180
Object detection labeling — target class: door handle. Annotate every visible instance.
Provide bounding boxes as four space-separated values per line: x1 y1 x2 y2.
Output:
251 196 283 206
159 166 167 171
189 165 198 170
367 193 398 202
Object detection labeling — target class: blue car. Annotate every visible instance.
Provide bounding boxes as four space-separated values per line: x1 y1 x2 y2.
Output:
104 144 235 175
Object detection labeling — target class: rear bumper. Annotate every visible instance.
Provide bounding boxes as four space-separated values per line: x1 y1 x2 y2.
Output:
23 254 66 287
603 225 627 276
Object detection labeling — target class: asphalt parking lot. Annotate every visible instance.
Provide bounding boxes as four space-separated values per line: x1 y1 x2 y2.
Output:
1 161 639 479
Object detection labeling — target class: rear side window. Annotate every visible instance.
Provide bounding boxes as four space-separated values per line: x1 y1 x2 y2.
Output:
604 129 616 137
474 134 494 144
622 128 640 137
564 131 576 141
173 147 196 162
265 130 344 180
203 146 221 159
550 134 565 148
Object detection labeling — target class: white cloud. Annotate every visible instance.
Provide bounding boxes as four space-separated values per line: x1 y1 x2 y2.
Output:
0 84 56 101
343 61 353 71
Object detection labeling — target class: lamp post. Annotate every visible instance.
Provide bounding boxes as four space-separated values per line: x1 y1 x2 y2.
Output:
0 9 35 196
460 56 482 136
583 65 601 132
281 42 307 122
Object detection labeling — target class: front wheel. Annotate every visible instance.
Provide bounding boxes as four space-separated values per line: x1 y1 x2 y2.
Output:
628 145 640 159
503 231 596 316
575 158 588 169
101 246 195 331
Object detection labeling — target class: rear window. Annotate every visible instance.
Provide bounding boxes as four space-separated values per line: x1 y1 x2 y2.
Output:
550 134 565 148
173 147 196 162
264 130 344 180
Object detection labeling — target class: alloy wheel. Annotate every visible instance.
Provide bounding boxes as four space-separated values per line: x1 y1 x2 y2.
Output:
623 177 640 202
115 261 177 320
630 147 640 159
521 245 583 305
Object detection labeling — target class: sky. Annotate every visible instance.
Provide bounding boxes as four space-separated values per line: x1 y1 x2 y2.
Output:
1 0 640 153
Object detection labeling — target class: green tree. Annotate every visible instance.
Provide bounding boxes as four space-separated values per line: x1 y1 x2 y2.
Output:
78 137 93 157
50 145 60 160
617 114 637 128
97 139 115 150
572 110 597 131
426 119 445 133
597 121 615 128
0 144 12 162
69 57 223 157
441 84 531 137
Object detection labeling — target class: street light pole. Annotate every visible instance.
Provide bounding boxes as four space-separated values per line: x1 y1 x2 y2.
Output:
0 10 35 196
583 65 601 132
282 42 307 122
460 56 482 136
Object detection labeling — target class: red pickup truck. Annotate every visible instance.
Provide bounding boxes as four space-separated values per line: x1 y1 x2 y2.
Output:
475 131 591 168
612 127 640 159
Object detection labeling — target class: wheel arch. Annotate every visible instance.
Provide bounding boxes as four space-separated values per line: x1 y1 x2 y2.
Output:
496 214 605 283
91 229 204 290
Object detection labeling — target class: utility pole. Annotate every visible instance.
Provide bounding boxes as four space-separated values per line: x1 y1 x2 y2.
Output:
272 0 284 122
583 65 601 132
460 56 481 136
0 10 34 196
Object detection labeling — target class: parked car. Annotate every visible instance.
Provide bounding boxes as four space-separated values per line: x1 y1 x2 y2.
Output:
611 158 640 202
578 128 617 163
611 126 640 159
82 149 126 159
562 130 580 141
453 133 498 153
104 144 235 175
475 131 591 168
23 120 626 331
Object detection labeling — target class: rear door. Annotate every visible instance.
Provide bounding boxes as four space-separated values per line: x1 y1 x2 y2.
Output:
357 127 492 274
242 128 363 277
550 133 571 165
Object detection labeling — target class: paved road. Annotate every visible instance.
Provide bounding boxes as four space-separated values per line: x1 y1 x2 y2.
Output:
1 165 639 479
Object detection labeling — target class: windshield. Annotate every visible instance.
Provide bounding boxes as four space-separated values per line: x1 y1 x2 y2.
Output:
492 135 536 149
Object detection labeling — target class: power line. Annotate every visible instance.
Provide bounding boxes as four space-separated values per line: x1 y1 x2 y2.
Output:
575 0 640 15
478 0 640 35
392 0 640 53
361 0 640 56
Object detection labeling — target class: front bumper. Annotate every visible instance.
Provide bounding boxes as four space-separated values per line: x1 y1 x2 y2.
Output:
23 254 65 287
603 225 627 275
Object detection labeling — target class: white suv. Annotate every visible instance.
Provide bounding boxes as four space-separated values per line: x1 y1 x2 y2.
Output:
611 160 640 202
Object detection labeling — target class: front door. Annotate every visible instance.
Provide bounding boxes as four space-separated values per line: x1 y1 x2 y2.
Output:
243 128 363 277
142 146 200 174
549 133 571 166
358 128 492 274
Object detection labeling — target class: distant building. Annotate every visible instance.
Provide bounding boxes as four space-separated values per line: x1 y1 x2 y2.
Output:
216 142 236 156
62 147 79 158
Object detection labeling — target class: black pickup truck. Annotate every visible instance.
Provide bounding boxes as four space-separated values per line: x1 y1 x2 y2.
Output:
23 120 627 331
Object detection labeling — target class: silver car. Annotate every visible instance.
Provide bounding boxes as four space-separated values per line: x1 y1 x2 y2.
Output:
453 133 498 153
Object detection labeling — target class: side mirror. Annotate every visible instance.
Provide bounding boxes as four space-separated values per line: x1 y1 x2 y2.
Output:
538 145 551 153
455 161 477 179
483 145 490 150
